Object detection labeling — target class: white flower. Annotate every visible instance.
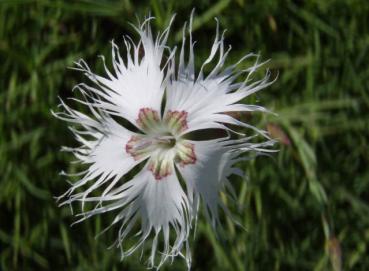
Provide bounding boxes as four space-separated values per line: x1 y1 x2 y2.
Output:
54 14 276 270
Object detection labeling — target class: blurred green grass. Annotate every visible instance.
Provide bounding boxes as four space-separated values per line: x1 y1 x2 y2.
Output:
0 0 368 270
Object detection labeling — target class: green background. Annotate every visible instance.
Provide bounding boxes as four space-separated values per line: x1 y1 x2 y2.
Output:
0 0 368 270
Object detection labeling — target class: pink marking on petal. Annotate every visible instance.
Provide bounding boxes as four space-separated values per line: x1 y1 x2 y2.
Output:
165 110 189 133
148 160 172 181
136 107 160 130
177 142 196 167
125 135 144 161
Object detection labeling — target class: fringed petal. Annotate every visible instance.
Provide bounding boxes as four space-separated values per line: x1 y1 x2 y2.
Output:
166 15 276 136
65 167 192 270
70 18 175 130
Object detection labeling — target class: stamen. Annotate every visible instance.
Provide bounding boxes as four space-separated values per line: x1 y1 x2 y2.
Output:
155 135 176 148
132 139 153 151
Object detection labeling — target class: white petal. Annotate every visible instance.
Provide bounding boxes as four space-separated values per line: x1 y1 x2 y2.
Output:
54 100 144 203
177 137 276 229
71 18 175 129
166 20 275 135
176 139 238 228
68 167 191 269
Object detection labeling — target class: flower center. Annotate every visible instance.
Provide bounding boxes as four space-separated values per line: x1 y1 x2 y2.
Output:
125 108 196 180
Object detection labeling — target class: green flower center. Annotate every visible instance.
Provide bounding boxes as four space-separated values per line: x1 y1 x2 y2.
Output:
125 108 196 180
